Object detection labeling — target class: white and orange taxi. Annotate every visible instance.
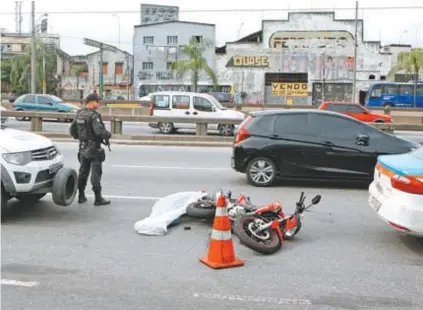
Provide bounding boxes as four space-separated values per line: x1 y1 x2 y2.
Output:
369 147 423 236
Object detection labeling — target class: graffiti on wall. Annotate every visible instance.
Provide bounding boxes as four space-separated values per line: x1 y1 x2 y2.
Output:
141 4 179 25
273 52 354 80
269 30 354 49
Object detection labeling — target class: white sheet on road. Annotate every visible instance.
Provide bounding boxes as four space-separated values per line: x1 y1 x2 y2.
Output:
134 191 209 236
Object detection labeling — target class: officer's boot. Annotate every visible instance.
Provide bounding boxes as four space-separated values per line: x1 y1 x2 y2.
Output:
93 190 110 206
78 190 87 204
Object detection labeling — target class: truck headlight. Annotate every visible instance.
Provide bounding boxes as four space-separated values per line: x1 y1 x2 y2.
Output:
2 151 32 165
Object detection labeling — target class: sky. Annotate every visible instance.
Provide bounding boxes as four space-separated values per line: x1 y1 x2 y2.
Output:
1 0 423 56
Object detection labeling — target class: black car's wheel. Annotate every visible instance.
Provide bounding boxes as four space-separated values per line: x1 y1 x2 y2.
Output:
246 157 277 187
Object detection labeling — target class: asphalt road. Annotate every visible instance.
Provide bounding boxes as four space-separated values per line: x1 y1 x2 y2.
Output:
3 118 423 142
2 144 423 310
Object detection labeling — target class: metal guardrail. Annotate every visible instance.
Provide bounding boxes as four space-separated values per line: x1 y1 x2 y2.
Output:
1 111 242 136
2 111 423 136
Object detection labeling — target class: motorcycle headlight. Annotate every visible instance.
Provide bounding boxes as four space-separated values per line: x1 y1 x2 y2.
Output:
2 151 32 165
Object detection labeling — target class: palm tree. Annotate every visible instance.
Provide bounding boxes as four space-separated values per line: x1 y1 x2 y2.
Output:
388 48 423 107
70 64 86 92
170 37 217 92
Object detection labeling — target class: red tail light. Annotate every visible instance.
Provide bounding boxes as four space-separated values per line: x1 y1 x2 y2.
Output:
234 116 253 145
390 175 423 195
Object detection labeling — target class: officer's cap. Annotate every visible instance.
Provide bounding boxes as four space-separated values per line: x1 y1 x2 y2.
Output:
85 94 100 104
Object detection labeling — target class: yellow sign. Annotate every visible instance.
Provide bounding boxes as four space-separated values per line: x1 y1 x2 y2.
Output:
226 56 269 68
272 83 308 97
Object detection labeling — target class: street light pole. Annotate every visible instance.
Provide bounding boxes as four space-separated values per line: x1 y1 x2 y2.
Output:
112 14 121 49
30 1 36 93
352 1 359 102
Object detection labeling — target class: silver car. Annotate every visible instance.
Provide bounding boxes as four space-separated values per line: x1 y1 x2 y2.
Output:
1 106 8 123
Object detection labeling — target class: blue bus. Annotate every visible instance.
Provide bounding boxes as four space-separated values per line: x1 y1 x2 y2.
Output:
364 82 423 108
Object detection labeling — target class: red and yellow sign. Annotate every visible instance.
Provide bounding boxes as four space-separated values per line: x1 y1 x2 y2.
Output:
272 83 308 97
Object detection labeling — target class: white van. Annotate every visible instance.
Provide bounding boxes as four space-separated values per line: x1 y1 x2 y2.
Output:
145 91 245 136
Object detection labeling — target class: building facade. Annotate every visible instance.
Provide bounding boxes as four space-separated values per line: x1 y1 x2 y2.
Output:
58 47 133 99
0 31 60 60
216 12 406 105
132 21 216 98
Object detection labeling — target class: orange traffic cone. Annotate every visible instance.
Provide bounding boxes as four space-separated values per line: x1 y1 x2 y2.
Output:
200 194 244 269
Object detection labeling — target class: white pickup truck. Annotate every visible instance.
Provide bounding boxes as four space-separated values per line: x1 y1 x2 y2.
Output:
0 127 78 216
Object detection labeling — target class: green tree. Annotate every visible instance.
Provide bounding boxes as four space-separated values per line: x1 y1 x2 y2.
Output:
388 48 423 107
9 40 58 94
170 37 217 92
1 60 12 89
70 63 86 91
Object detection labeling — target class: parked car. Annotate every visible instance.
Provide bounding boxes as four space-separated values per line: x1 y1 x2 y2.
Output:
369 147 423 236
208 92 233 105
12 94 80 122
1 106 8 123
318 101 392 123
146 91 245 136
231 109 420 187
1 127 78 216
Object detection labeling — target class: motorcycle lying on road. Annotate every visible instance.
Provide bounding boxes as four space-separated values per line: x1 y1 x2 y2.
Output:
232 192 322 255
186 190 256 221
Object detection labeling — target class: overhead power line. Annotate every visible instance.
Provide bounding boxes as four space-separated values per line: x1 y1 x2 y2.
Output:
0 6 423 15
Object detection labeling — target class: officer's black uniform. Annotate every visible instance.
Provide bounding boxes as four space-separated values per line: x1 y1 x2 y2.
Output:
69 94 111 206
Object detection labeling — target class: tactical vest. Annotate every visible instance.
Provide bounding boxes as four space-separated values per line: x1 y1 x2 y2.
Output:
75 109 96 141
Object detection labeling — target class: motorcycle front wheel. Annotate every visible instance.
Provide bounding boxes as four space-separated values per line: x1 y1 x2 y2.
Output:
233 215 282 255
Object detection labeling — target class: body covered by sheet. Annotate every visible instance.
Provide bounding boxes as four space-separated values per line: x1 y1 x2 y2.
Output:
134 191 209 236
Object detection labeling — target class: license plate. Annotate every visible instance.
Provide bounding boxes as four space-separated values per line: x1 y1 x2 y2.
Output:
369 195 382 212
49 163 62 174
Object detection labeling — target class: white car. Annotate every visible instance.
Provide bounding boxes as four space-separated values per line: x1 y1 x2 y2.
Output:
1 105 8 123
145 91 245 136
369 147 423 236
1 127 78 215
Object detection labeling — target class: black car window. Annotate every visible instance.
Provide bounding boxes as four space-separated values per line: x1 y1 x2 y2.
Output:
309 114 368 139
274 113 310 136
254 115 277 132
22 95 36 103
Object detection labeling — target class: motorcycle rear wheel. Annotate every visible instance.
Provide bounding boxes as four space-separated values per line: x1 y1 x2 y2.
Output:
186 201 216 219
233 215 282 255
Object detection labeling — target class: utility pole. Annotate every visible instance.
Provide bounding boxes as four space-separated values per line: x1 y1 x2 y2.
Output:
30 1 36 93
352 1 359 102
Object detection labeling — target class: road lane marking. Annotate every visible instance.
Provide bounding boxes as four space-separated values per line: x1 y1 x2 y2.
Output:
1 279 40 287
113 165 231 171
193 293 311 305
46 193 160 200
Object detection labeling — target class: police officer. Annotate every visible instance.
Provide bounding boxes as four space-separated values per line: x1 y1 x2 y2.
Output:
70 94 111 206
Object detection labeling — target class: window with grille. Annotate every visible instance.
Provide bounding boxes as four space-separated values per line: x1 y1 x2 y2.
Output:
143 36 154 44
167 36 178 45
142 62 154 70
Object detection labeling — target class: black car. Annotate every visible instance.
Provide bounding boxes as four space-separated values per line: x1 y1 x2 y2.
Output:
231 109 421 187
